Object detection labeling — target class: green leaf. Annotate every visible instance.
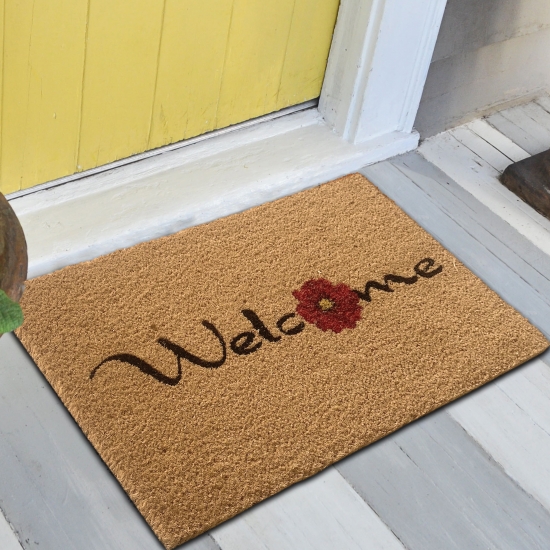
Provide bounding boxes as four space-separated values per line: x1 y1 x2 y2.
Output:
0 289 24 334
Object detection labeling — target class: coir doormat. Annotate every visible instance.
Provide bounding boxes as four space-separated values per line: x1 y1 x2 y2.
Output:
16 174 549 548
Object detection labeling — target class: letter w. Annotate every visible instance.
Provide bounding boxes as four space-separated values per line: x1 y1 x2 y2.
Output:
90 321 226 386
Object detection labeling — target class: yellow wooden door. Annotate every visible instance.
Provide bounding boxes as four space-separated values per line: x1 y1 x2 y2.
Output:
0 0 340 194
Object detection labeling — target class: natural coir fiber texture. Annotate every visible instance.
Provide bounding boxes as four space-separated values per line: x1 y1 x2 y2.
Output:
16 174 549 548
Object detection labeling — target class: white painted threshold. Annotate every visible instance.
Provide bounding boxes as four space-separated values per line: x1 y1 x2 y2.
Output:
11 107 419 279
7 100 320 201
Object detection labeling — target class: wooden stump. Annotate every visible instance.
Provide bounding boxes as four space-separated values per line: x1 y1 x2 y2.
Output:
500 149 550 220
0 193 28 306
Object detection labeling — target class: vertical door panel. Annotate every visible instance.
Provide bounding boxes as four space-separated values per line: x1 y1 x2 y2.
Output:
1 0 88 193
277 0 340 110
215 0 296 129
149 0 234 148
76 0 165 171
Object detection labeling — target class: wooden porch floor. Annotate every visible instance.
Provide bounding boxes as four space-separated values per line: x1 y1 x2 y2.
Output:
1 96 550 549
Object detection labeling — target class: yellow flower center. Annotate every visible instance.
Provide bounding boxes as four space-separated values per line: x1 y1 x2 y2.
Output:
318 298 334 312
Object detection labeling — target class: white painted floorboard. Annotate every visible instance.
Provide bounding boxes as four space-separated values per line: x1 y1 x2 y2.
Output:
485 103 550 156
498 103 550 150
451 125 515 172
465 119 530 163
211 468 404 550
448 359 550 512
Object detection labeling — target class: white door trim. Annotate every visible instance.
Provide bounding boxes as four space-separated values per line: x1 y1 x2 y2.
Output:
319 0 448 143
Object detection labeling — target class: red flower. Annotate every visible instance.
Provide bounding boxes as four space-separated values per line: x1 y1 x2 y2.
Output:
292 278 362 333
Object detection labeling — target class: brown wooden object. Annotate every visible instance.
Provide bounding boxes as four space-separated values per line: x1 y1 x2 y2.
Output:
500 149 550 220
0 192 27 304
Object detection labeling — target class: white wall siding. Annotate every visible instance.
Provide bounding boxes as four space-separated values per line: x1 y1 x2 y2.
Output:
415 0 550 137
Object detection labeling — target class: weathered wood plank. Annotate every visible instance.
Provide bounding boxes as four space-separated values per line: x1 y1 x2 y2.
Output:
418 130 550 256
517 103 550 135
487 105 550 156
448 359 550 513
466 119 530 163
496 359 550 435
337 410 550 550
211 468 405 550
450 125 513 171
414 411 550 550
184 535 221 550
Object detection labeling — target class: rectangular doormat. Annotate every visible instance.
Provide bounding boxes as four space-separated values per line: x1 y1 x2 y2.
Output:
16 173 549 548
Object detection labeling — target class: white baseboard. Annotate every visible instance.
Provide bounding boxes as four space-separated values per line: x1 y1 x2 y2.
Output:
11 108 418 279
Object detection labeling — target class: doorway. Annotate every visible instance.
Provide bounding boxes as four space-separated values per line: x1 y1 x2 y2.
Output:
0 0 340 194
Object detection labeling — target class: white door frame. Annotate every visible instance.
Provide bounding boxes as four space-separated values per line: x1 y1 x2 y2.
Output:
320 0 447 144
10 0 448 279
